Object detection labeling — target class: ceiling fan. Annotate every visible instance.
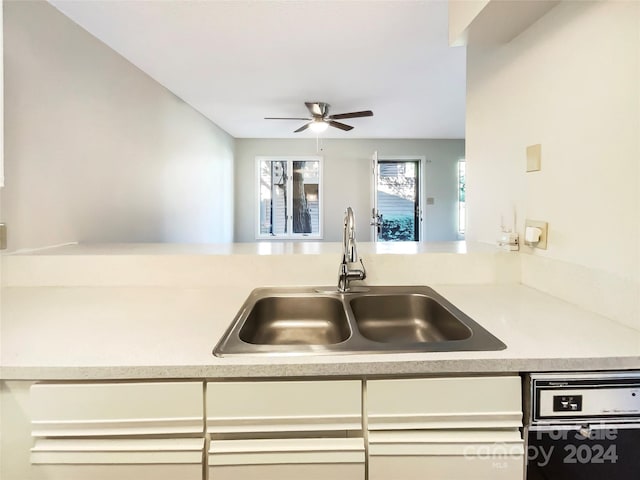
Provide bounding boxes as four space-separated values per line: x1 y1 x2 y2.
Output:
265 102 373 133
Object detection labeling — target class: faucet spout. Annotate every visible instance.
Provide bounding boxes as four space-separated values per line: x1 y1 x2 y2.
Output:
344 207 357 262
338 207 366 292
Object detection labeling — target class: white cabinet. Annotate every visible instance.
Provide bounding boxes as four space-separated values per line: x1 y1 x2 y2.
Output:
366 376 524 480
31 381 203 436
367 376 522 430
209 437 365 480
31 438 204 480
207 380 365 480
368 430 524 480
206 379 362 433
29 381 204 480
25 375 523 479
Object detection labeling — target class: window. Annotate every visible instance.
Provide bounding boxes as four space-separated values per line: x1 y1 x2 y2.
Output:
256 156 322 239
458 160 466 236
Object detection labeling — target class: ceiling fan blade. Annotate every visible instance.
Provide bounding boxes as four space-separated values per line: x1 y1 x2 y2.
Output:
265 117 312 120
294 122 312 133
329 120 354 131
329 110 374 120
305 102 322 116
305 102 330 118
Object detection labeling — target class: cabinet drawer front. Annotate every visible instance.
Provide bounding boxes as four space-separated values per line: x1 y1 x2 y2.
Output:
210 463 364 480
368 430 524 456
367 376 522 430
31 382 203 436
369 456 524 480
209 438 365 465
31 464 202 480
209 438 365 480
31 438 205 464
369 431 523 480
207 380 361 433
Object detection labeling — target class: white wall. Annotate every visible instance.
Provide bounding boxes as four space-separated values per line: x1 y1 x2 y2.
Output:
448 0 489 46
0 0 4 187
234 138 465 243
1 0 234 251
466 1 639 328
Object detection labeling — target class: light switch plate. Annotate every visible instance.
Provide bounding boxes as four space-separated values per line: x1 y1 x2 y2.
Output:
524 219 548 249
527 144 541 172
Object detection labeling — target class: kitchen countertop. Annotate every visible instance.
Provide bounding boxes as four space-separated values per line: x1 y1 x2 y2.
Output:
4 241 498 256
2 283 638 380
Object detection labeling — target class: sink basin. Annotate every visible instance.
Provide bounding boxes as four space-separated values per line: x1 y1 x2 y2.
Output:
350 294 472 343
213 286 506 356
239 296 350 345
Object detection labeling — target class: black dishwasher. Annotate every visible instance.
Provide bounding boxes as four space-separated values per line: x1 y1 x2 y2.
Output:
524 372 640 479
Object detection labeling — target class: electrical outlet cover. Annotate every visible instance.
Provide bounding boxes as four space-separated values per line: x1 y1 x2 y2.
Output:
524 219 548 249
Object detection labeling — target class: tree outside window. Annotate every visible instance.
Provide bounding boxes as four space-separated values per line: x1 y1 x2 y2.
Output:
257 157 322 239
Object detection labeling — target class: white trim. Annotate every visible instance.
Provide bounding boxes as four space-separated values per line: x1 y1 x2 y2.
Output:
0 0 4 188
373 155 427 241
371 150 379 242
255 156 324 240
457 158 466 239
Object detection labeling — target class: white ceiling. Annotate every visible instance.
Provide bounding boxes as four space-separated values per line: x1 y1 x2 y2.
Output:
48 0 466 139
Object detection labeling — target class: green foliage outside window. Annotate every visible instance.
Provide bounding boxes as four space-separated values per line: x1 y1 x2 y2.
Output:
380 215 415 241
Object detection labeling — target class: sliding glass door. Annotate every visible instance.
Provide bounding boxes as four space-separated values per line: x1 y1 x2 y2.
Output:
371 156 423 242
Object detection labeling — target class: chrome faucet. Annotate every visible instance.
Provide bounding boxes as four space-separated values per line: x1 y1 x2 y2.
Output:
338 207 366 292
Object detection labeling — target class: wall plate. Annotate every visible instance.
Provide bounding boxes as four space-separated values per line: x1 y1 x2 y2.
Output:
0 223 6 250
524 219 548 249
526 144 541 172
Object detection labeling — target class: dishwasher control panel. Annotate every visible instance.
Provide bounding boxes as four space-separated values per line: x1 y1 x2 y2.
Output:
553 394 583 412
530 372 640 422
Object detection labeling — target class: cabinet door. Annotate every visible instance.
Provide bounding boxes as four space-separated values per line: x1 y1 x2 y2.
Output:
209 437 365 480
31 438 204 480
31 382 203 436
367 376 522 430
207 380 361 433
368 430 524 480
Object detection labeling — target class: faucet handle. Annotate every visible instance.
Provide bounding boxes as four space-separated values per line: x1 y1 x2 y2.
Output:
358 258 367 280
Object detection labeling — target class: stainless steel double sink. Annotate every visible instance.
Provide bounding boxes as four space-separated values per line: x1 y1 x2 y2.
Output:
213 286 506 356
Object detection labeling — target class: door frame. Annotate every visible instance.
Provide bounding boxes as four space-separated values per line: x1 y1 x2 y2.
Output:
371 155 427 242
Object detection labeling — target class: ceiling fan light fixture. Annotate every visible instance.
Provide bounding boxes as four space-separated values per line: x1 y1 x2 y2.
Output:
309 120 329 133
